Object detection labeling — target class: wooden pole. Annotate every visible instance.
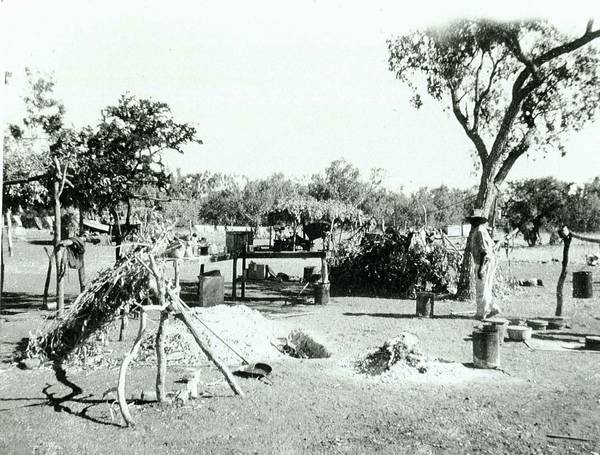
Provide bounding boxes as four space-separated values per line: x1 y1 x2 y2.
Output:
169 294 244 397
155 310 169 402
118 307 128 342
556 228 572 317
174 259 180 293
232 256 238 301
77 208 86 292
241 255 246 299
54 181 64 317
6 211 13 257
321 254 329 284
42 247 54 309
117 310 148 427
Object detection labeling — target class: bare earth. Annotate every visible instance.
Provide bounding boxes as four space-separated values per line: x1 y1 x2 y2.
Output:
1 233 600 454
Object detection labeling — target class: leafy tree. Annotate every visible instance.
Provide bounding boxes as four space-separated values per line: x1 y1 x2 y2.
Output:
2 69 65 212
430 185 475 226
563 184 600 232
388 19 600 297
240 173 303 228
70 95 200 257
309 159 364 205
504 177 569 245
199 176 245 226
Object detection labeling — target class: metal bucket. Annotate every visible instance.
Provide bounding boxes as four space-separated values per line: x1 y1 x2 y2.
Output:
314 283 330 305
573 271 593 298
415 292 435 318
472 327 499 369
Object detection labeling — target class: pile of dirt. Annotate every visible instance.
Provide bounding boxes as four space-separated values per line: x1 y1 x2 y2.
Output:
356 333 427 375
139 305 284 366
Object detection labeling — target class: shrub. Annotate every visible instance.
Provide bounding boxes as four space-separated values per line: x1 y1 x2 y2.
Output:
329 228 461 297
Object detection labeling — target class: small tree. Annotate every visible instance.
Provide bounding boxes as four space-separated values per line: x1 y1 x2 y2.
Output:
504 177 569 245
71 95 200 258
388 19 600 297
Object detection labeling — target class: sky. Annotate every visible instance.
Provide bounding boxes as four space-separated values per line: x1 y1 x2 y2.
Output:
1 0 599 194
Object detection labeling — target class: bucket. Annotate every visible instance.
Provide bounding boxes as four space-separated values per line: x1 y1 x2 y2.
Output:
415 292 435 318
484 318 508 344
303 266 316 283
573 271 593 298
472 327 499 369
314 283 330 305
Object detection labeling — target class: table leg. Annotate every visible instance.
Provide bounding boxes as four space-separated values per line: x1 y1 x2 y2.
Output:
232 257 238 301
321 256 329 284
241 256 246 299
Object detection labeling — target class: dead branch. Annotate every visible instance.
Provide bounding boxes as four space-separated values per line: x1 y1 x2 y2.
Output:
117 310 148 428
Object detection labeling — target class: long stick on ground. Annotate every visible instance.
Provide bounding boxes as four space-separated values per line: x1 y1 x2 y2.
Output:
167 289 244 397
118 310 148 428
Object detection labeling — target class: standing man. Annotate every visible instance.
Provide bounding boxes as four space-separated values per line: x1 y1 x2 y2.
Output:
467 209 500 319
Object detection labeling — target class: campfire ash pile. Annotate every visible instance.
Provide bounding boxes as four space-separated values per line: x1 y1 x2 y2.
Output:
356 333 427 375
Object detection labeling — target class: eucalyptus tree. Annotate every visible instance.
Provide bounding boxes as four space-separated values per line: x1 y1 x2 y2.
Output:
388 19 600 296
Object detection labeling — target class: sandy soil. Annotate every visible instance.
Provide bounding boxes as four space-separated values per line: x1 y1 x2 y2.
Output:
1 233 600 454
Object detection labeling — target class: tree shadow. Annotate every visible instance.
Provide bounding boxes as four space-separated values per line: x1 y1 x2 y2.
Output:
0 360 121 427
27 239 54 246
342 312 475 320
42 361 122 427
0 292 46 311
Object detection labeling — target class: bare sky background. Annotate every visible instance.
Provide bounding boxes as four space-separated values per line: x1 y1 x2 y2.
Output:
2 0 599 193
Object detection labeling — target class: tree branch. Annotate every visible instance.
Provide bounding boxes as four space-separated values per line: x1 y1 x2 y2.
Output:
494 130 534 184
490 21 599 165
534 23 600 67
450 87 488 163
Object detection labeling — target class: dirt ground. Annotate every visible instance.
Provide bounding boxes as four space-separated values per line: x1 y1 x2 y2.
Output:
1 232 600 454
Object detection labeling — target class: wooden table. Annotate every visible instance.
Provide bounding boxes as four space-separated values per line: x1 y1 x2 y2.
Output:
231 250 330 300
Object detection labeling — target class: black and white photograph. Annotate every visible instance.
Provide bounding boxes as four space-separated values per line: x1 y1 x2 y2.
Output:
1 1 600 453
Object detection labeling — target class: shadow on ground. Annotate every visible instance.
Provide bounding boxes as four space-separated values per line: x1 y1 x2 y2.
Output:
343 312 475 320
0 361 121 428
1 292 46 311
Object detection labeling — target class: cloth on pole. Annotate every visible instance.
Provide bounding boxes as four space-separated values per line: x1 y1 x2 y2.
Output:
66 237 86 269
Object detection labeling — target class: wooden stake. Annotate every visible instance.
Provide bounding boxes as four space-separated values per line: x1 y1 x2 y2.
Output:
168 291 244 397
118 307 128 342
6 211 13 257
54 181 64 317
118 310 148 427
155 310 169 402
232 256 238 301
42 247 54 309
556 229 572 317
321 255 329 284
241 255 246 299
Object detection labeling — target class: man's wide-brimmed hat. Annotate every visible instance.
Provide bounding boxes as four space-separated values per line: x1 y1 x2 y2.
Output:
465 208 488 222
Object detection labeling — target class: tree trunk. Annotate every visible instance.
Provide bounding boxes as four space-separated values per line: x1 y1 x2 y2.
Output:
456 169 498 300
77 207 86 292
111 208 122 262
155 311 169 402
556 232 572 316
54 181 64 316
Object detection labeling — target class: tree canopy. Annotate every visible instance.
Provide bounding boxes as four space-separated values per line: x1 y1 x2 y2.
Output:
69 95 200 218
388 19 600 208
